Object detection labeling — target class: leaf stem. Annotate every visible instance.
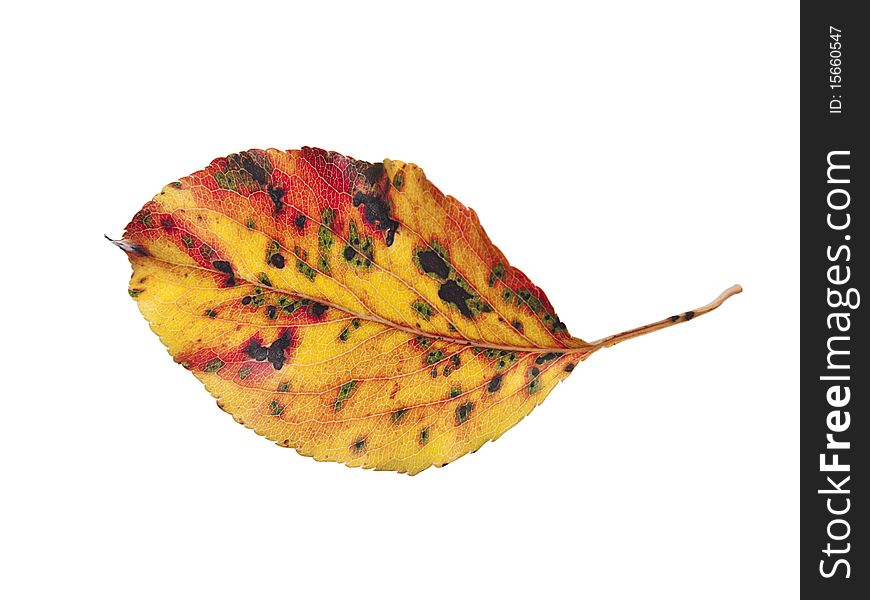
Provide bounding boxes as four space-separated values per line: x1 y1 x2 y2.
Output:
589 284 743 350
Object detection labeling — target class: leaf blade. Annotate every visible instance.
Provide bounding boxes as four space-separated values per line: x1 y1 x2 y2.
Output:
116 147 738 473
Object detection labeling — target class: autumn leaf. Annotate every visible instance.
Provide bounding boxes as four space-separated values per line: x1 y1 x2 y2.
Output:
111 147 741 474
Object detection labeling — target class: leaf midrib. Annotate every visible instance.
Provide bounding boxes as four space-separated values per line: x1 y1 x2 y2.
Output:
133 252 592 355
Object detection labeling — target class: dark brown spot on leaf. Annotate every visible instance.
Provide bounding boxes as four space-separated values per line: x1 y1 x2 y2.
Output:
212 260 236 287
246 331 292 370
309 302 328 319
353 191 399 246
438 280 473 318
417 249 450 279
268 186 285 214
240 151 268 186
535 352 563 365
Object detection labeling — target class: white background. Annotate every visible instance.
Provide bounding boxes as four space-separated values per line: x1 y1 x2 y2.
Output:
1 2 799 598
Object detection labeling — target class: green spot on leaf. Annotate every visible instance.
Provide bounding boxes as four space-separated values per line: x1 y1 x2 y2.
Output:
318 208 335 252
297 259 317 281
343 221 374 269
455 402 473 425
488 263 506 286
203 358 224 373
317 255 330 273
412 300 434 320
250 287 266 307
335 380 357 410
281 298 305 314
496 352 518 370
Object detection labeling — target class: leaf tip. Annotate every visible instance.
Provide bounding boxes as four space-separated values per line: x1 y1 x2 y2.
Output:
106 235 149 257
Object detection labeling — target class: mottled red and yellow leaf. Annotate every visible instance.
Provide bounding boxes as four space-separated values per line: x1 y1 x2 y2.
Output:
112 147 740 474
